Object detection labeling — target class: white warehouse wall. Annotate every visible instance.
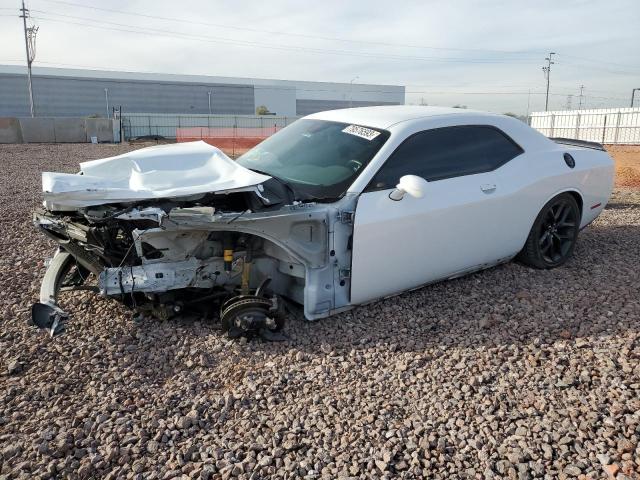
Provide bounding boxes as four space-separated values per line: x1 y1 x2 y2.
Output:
0 65 405 118
253 85 297 116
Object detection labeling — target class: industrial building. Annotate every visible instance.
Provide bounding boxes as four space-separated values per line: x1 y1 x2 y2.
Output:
0 65 405 117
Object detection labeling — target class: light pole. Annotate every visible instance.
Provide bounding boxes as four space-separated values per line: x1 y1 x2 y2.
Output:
631 88 640 108
349 76 359 108
542 52 555 112
208 91 212 115
104 88 109 118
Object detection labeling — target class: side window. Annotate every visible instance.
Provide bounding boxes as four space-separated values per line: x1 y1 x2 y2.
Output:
367 125 523 190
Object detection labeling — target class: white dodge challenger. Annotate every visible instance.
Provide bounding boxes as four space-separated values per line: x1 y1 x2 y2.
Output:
32 106 614 339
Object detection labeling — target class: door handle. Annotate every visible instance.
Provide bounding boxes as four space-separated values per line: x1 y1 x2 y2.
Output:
481 184 497 193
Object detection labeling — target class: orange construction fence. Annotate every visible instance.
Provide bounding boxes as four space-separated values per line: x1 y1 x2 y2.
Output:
176 126 283 157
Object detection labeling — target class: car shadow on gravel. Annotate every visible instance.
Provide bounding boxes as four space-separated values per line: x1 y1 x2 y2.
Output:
33 220 639 388
240 223 640 358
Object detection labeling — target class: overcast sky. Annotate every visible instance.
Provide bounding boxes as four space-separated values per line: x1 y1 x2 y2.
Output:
2 0 639 114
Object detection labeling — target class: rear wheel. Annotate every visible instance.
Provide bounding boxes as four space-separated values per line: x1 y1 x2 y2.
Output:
518 193 580 269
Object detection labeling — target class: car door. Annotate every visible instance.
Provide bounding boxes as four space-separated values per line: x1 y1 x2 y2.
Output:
350 125 525 305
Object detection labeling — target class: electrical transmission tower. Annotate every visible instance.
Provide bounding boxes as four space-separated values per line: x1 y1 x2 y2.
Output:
565 95 573 111
542 52 555 112
19 0 38 117
578 85 585 110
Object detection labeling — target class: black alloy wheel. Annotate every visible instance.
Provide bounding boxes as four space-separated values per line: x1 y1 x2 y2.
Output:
518 193 580 269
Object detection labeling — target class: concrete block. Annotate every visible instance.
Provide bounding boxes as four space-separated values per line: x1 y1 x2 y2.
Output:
20 117 56 143
85 118 114 142
53 117 86 143
0 117 23 143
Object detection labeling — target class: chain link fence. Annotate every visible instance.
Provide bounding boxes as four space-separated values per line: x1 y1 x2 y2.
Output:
121 113 300 155
121 113 298 139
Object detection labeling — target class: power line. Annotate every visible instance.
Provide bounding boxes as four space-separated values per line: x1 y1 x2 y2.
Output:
29 12 541 65
557 53 640 71
26 12 540 64
31 0 640 74
557 59 640 76
34 0 546 57
12 6 637 85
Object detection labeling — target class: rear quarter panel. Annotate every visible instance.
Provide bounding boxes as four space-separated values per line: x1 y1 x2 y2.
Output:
497 144 614 252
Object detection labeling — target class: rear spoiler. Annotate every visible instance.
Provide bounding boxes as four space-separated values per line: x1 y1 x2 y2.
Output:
550 137 605 151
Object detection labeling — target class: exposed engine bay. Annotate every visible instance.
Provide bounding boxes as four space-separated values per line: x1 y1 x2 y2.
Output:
32 142 356 339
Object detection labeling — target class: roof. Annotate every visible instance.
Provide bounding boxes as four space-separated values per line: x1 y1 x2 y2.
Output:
0 64 404 91
306 105 496 129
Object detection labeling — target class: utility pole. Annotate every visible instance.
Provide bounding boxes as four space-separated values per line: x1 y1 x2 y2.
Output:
207 91 212 115
20 0 38 117
104 88 111 117
349 76 359 108
578 85 585 110
542 52 555 112
631 88 640 108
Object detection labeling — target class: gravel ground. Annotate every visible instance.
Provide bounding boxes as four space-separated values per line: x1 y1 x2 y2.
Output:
1 143 639 480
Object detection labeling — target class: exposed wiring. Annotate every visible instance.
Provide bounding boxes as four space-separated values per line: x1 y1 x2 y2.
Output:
116 240 137 268
227 209 250 224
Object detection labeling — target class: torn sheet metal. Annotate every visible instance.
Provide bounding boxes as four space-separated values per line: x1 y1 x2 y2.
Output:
42 141 271 210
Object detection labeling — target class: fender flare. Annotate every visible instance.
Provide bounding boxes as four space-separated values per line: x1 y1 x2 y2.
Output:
519 188 584 253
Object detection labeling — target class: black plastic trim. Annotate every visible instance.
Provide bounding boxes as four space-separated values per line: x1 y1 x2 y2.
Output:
551 137 605 151
563 153 576 168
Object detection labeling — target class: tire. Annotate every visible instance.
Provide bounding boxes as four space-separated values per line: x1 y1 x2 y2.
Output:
518 193 580 269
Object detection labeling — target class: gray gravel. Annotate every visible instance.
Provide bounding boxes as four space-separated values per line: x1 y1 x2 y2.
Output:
1 143 639 480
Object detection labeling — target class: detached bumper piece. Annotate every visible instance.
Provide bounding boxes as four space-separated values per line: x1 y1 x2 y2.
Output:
31 303 68 337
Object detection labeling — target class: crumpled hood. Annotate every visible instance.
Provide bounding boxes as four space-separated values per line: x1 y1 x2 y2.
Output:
42 141 271 210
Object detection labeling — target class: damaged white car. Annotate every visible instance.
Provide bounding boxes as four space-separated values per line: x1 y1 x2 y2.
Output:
32 106 614 339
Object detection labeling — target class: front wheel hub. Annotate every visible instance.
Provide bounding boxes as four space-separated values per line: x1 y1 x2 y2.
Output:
220 295 285 341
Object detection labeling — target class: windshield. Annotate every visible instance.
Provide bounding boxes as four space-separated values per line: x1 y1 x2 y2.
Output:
236 119 390 200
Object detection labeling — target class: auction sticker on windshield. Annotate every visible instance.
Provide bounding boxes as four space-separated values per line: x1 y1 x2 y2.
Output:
342 124 381 141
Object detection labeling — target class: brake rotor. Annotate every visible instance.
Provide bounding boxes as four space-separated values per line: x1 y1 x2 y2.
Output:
220 295 285 340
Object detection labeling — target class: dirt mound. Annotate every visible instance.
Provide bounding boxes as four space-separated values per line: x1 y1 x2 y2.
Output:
606 145 640 188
